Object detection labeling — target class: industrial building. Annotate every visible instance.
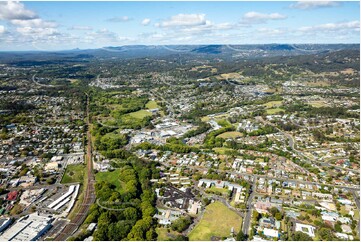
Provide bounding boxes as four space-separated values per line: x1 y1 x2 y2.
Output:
0 213 53 241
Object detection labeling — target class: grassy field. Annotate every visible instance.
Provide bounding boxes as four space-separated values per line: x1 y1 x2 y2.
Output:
304 81 330 87
156 227 181 241
95 169 124 194
308 101 329 108
220 72 242 79
201 113 229 123
128 110 152 119
146 100 159 109
205 186 230 196
188 202 242 241
212 147 234 154
201 116 210 122
266 108 285 115
263 101 282 108
217 131 243 139
354 209 359 220
61 164 85 184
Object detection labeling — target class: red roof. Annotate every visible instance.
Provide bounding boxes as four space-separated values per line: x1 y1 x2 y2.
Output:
6 191 18 201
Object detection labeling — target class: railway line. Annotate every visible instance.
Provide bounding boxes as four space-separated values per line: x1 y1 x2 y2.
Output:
54 93 95 241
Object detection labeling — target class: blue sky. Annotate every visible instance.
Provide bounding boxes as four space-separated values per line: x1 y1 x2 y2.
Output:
0 1 359 50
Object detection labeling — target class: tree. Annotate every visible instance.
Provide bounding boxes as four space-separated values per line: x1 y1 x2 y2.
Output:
292 231 313 241
334 221 342 233
269 207 279 217
275 212 283 220
318 228 335 241
146 228 157 241
252 211 261 223
124 207 139 221
171 216 192 232
236 231 248 241
46 177 55 184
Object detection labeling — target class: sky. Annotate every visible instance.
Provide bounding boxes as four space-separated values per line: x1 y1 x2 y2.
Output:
0 1 359 51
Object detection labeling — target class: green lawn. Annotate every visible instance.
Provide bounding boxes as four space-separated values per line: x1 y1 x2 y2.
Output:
201 116 210 122
146 100 159 109
205 186 230 196
217 131 243 139
188 202 242 241
95 169 124 194
263 101 282 108
61 164 85 184
308 101 328 108
128 110 152 119
212 147 234 155
156 228 181 241
354 209 359 220
266 108 285 114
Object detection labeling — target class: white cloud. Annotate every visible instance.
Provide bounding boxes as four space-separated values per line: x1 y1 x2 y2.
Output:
0 1 59 39
149 13 238 44
141 18 151 26
0 25 5 34
299 21 360 32
16 26 59 37
290 1 340 10
11 19 57 28
156 14 207 28
83 28 131 44
69 25 93 31
0 1 37 20
257 27 286 36
242 11 287 24
106 16 132 22
10 18 58 37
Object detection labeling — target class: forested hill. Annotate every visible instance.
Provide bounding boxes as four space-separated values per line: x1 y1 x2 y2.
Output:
0 44 359 64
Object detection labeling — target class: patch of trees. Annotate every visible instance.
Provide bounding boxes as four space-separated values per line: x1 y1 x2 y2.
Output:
203 125 235 148
171 216 192 232
0 100 35 113
135 142 199 154
291 231 313 241
95 133 129 151
247 125 277 136
111 96 149 117
89 157 159 241
182 122 211 138
101 148 132 159
277 121 299 131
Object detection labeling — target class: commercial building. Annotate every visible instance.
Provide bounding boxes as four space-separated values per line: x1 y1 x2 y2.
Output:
0 213 53 241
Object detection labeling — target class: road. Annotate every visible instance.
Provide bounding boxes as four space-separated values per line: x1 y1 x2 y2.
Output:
54 93 96 241
242 176 256 235
189 165 360 191
257 116 360 174
353 191 360 210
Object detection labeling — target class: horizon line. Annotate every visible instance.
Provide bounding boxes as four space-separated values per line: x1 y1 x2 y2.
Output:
1 43 360 52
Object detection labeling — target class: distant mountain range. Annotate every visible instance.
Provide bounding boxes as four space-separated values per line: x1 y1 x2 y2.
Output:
0 44 359 64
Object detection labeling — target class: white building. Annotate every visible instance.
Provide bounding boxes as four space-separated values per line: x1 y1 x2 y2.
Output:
263 228 279 238
0 213 53 241
295 223 316 237
0 218 12 233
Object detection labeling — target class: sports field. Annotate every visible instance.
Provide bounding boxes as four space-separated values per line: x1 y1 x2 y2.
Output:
128 110 152 119
95 169 124 194
217 131 243 139
61 164 85 184
188 201 242 240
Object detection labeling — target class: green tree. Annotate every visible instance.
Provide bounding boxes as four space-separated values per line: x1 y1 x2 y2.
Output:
171 216 192 233
292 231 313 241
236 231 248 241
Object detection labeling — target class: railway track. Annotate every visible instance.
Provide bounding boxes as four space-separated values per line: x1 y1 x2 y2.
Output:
54 93 95 241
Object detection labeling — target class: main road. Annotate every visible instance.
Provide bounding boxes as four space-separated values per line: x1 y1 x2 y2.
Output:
242 176 256 235
54 93 96 241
